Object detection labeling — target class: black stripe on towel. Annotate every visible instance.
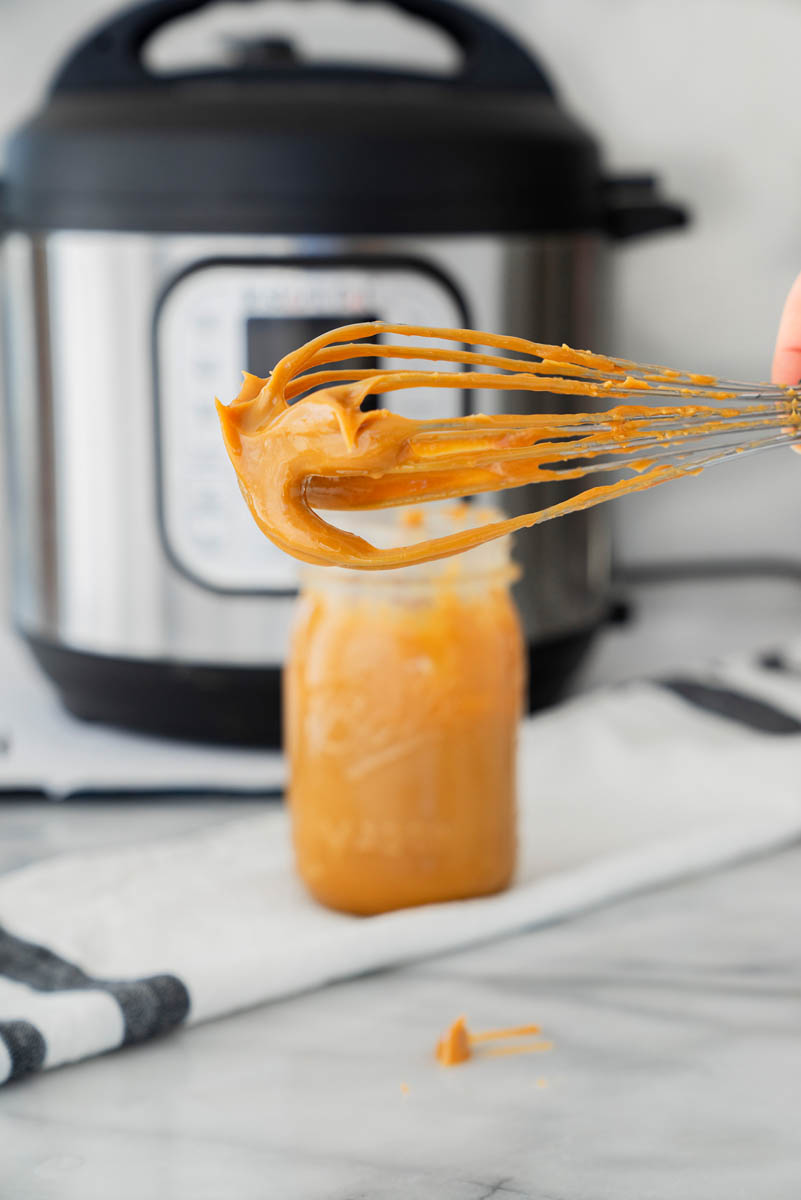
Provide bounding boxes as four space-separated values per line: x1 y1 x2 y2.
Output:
756 651 801 679
0 1021 46 1081
0 927 94 991
0 925 190 1075
661 678 801 734
104 977 190 1044
759 651 788 672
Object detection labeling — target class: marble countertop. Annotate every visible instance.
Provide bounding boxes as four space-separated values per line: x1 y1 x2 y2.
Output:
1 578 801 1198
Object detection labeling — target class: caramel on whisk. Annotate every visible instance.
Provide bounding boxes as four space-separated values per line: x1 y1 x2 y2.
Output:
217 321 801 569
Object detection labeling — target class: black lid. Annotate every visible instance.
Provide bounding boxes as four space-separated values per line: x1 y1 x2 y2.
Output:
1 0 685 237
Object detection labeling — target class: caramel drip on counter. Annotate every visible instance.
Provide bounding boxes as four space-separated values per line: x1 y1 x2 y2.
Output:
436 1016 472 1065
469 1023 541 1043
435 1017 551 1066
217 322 801 569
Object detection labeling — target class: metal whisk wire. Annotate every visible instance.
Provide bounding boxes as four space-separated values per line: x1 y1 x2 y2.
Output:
217 321 801 570
275 320 801 488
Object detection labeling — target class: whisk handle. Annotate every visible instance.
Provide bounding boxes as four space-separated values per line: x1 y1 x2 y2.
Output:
52 0 551 93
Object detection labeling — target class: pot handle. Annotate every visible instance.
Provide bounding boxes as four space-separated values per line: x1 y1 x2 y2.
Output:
51 0 551 94
603 175 689 240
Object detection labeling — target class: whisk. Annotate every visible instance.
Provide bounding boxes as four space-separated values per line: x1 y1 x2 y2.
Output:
216 321 801 569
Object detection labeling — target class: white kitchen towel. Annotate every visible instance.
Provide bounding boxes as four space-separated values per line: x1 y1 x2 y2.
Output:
2 644 801 1083
0 629 284 797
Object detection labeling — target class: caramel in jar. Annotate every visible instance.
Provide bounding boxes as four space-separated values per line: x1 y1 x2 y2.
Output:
284 509 524 915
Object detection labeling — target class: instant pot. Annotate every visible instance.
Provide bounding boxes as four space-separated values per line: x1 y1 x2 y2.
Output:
1 0 687 745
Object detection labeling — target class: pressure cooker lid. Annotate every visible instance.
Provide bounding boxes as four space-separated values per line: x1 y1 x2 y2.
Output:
1 0 662 236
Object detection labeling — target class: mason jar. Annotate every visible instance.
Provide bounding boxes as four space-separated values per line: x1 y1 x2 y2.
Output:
284 507 525 915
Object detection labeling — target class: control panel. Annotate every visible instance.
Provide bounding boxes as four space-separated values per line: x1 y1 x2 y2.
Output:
156 260 466 591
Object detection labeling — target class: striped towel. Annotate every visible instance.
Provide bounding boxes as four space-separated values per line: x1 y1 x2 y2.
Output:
2 645 801 1085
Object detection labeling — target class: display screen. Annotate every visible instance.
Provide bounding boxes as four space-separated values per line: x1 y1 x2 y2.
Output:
246 314 382 409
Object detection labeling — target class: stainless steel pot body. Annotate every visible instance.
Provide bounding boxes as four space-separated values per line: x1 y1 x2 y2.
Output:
2 230 610 708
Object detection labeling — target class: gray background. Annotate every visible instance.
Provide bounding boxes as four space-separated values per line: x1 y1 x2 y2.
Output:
1 0 799 615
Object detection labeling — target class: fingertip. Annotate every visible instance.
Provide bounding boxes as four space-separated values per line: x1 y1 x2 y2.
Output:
772 271 801 384
771 348 801 387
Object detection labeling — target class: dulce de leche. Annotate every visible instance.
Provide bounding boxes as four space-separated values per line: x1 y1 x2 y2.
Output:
284 507 525 915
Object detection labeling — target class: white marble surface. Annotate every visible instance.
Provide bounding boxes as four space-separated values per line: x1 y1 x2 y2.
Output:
0 811 799 1199
1 579 801 1197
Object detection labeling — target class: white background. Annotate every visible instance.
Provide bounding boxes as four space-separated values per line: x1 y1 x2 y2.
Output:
1 0 800 617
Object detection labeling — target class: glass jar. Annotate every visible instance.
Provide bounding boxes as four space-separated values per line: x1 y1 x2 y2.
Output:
284 507 525 915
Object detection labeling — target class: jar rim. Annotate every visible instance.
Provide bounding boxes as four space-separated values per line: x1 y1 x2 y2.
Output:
299 559 521 592
307 503 519 589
